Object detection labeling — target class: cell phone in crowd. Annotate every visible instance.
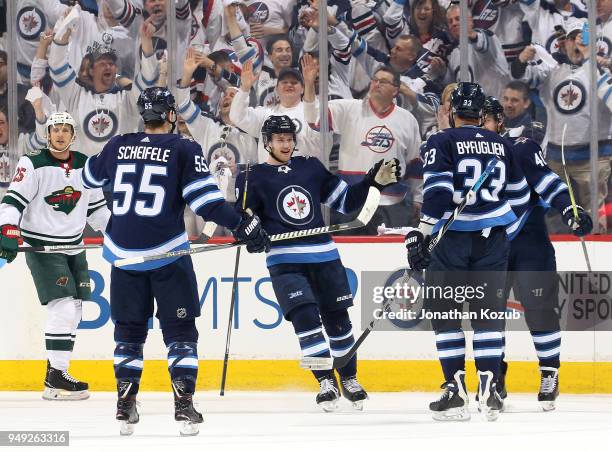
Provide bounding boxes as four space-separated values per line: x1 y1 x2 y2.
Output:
581 22 589 46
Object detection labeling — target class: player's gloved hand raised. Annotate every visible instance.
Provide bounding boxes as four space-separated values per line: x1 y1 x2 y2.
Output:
405 229 431 271
0 225 20 263
364 158 401 191
561 205 593 237
233 210 271 253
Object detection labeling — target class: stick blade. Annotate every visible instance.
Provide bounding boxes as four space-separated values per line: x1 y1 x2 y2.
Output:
300 357 333 371
356 187 381 226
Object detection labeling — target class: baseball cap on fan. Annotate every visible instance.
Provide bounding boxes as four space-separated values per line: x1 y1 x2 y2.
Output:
277 68 304 85
564 18 587 38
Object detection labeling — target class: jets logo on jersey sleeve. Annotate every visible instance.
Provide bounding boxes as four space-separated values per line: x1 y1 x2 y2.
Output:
247 2 270 23
277 185 314 226
84 111 119 142
361 126 395 153
553 80 586 115
17 7 46 40
471 0 499 30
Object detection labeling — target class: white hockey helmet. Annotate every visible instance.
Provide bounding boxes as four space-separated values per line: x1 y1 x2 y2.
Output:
46 112 76 131
46 112 76 153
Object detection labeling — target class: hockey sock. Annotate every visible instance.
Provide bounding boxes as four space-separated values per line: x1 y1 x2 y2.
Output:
45 297 78 371
321 309 356 378
473 330 504 379
531 330 561 368
500 331 506 365
113 321 148 387
167 342 199 394
162 318 199 393
289 304 331 381
114 342 144 386
435 330 466 382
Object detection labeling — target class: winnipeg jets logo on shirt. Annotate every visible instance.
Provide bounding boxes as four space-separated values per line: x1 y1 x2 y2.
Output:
553 80 586 115
17 7 46 40
276 185 314 226
598 37 611 58
247 2 270 23
471 0 499 30
278 165 291 173
361 126 395 153
84 110 119 142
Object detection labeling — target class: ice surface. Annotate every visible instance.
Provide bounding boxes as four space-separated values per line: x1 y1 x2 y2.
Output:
0 392 610 452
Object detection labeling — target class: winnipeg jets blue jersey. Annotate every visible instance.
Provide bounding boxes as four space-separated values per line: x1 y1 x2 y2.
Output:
236 156 370 267
505 136 571 240
421 126 527 233
82 132 241 270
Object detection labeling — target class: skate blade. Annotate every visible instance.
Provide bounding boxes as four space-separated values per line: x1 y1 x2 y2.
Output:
318 399 339 413
300 357 333 371
179 421 201 436
479 404 500 422
42 388 90 401
431 407 471 422
540 401 556 412
351 400 365 411
119 421 135 436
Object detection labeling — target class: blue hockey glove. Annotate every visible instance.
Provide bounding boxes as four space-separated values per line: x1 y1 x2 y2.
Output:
561 205 593 237
0 225 20 263
233 210 271 253
405 229 431 271
364 158 401 191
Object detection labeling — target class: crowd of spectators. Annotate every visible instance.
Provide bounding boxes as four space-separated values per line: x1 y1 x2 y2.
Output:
0 0 610 234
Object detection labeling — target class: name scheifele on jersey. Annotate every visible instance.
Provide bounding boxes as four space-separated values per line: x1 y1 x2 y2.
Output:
81 133 239 271
1 149 106 247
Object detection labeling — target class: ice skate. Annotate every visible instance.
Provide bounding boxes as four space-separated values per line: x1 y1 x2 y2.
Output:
173 380 203 436
316 375 340 412
429 370 470 421
477 370 503 421
42 361 89 401
116 381 139 436
340 376 369 410
538 367 559 411
498 360 508 400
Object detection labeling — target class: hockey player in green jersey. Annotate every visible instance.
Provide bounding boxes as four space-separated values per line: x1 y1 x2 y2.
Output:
0 112 110 401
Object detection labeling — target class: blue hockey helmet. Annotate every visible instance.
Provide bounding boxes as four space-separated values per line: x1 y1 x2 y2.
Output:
450 82 486 120
484 96 504 117
137 87 176 124
261 115 297 147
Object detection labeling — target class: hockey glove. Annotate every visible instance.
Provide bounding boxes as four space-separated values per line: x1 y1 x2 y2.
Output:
364 159 402 191
0 225 20 263
405 229 431 271
561 205 593 237
233 210 271 253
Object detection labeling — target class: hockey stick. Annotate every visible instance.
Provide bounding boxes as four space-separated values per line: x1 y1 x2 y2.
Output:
113 187 381 268
560 124 592 272
301 158 500 371
220 162 250 396
17 243 103 253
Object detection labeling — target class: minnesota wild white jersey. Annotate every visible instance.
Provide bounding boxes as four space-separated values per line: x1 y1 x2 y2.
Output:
0 149 109 251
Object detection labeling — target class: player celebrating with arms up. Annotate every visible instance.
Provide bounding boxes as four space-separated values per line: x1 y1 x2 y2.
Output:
236 115 400 411
0 112 110 401
81 87 270 436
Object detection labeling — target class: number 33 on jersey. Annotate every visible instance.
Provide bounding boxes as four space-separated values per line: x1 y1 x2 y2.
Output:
420 126 529 234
